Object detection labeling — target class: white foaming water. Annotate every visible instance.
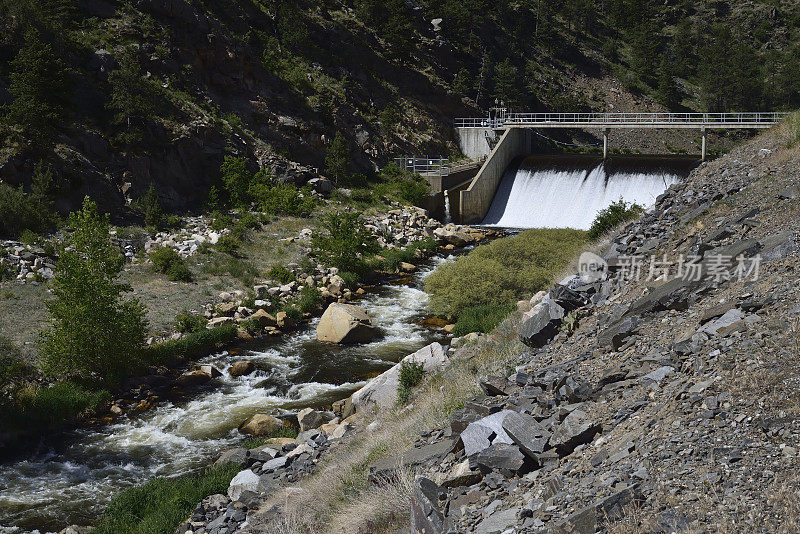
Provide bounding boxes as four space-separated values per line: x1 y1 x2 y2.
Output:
482 158 683 229
0 256 450 533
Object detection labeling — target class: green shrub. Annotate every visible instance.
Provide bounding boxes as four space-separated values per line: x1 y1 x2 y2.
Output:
297 284 321 313
0 163 59 239
312 212 380 277
325 132 351 184
269 264 294 283
338 271 360 288
133 184 164 230
42 198 148 387
425 229 587 317
94 465 240 534
0 337 31 406
257 183 316 217
280 305 302 321
220 155 251 207
149 247 193 282
174 310 208 333
452 304 515 337
374 163 431 206
397 358 425 404
587 199 644 240
215 235 241 256
144 324 237 366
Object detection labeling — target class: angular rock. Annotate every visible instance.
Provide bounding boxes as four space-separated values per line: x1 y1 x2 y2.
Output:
549 409 601 456
501 411 550 459
598 315 639 350
214 447 248 468
460 410 516 456
297 408 333 431
370 439 455 483
316 303 376 344
438 459 482 488
251 309 278 327
550 484 641 533
519 300 562 348
479 375 514 396
410 477 445 534
471 443 526 475
701 308 745 336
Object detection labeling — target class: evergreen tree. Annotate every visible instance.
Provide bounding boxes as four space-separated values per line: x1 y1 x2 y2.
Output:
42 197 147 386
325 132 350 184
452 68 474 97
3 31 69 148
656 56 680 110
107 47 163 144
493 59 521 108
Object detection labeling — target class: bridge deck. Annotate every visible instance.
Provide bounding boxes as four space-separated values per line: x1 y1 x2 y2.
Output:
455 112 789 129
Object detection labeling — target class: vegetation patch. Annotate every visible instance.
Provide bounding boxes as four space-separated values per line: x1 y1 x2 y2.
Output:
452 304 516 337
425 229 587 317
587 199 644 240
144 324 237 366
242 425 299 449
397 358 425 404
94 465 240 534
174 310 208 334
149 246 193 282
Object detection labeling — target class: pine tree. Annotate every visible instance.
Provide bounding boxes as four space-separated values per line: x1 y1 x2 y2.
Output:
107 47 163 144
493 59 521 108
325 132 350 184
3 31 69 148
656 56 680 110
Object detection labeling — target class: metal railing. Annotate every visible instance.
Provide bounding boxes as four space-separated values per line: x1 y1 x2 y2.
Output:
394 157 483 176
454 112 790 128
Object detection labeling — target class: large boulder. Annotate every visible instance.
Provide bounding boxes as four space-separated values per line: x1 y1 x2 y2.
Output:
240 414 283 436
351 342 447 412
227 469 260 501
229 360 256 377
316 303 377 344
519 296 564 348
297 408 334 431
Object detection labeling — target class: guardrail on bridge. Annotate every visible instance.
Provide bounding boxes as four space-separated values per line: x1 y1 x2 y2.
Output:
454 112 790 129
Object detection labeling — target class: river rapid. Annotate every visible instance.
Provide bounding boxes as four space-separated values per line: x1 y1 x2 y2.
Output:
0 255 452 533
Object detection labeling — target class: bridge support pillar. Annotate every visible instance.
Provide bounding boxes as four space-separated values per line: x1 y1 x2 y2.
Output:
701 127 707 161
603 128 610 159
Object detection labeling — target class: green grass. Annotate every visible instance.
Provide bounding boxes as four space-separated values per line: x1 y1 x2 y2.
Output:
452 304 516 337
149 247 193 282
242 425 299 449
94 465 240 534
1 381 110 431
144 324 237 365
425 228 587 317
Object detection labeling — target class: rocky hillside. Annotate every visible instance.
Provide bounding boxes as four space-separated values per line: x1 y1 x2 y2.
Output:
170 120 800 533
2 0 799 216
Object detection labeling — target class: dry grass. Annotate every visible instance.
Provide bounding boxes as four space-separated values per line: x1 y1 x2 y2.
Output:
244 315 525 533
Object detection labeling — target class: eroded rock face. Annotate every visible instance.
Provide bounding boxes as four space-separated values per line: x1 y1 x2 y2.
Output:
351 342 447 412
316 303 377 344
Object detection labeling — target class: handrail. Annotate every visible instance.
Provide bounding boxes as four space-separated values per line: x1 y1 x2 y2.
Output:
394 157 482 176
454 112 790 128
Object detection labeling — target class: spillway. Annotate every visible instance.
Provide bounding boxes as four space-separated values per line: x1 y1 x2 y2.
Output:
482 156 693 229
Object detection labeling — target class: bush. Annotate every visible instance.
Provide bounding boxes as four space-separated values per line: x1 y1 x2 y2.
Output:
174 310 208 333
452 304 515 337
0 162 59 239
144 324 237 366
297 284 321 313
15 381 110 428
149 247 193 282
215 235 241 256
312 212 380 277
374 163 430 206
425 229 587 317
42 198 148 387
133 184 165 231
268 264 294 283
587 199 644 240
397 358 425 404
94 465 240 534
0 337 31 406
257 184 316 217
280 305 302 321
220 155 251 207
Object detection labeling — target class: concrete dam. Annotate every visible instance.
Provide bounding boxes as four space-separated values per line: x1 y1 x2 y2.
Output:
481 156 692 229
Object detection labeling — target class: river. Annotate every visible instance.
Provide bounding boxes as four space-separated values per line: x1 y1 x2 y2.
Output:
0 255 452 533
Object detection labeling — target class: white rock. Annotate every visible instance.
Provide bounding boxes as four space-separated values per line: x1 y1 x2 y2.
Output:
227 469 260 501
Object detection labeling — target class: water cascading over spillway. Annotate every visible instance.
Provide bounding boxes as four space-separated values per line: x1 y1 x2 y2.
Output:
482 157 688 229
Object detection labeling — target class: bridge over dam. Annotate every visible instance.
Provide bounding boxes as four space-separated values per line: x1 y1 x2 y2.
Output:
451 112 788 225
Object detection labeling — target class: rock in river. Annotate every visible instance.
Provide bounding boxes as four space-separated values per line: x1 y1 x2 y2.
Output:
316 303 377 344
240 413 283 436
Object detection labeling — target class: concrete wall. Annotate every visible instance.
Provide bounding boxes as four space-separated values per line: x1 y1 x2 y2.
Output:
458 128 532 224
455 127 496 160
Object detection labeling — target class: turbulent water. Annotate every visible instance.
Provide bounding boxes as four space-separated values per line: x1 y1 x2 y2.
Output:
482 157 688 229
0 257 450 533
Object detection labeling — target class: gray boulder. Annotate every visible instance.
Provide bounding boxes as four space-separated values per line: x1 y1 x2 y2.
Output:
316 303 376 344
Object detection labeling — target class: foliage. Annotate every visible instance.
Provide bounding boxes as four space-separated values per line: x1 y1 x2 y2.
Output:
312 212 380 277
174 310 208 333
268 264 294 283
108 47 164 144
144 324 237 366
397 358 425 404
242 425 299 449
134 184 164 230
215 235 241 256
220 156 252 208
374 163 430 206
149 246 193 282
0 162 59 238
42 197 148 387
425 229 587 317
0 337 31 406
296 284 322 314
3 31 69 148
94 465 240 534
452 304 515 337
325 132 351 184
587 199 643 240
257 184 316 217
